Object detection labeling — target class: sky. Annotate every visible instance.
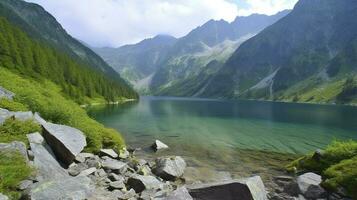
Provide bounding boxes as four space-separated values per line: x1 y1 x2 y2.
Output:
26 0 298 48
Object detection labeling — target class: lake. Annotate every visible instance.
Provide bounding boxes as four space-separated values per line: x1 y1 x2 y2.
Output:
88 96 357 184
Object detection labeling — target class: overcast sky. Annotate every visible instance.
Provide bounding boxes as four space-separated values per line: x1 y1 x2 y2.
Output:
26 0 298 48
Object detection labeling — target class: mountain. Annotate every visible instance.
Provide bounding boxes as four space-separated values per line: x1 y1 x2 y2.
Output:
93 35 177 92
0 0 138 101
93 11 290 95
200 0 357 104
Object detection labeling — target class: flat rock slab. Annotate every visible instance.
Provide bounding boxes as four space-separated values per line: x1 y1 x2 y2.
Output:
188 176 267 200
100 149 118 158
27 133 68 181
25 176 94 200
42 122 87 165
101 158 127 171
127 174 163 193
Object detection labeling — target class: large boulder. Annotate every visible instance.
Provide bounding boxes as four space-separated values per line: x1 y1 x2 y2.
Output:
127 174 163 193
297 173 326 199
0 86 14 100
42 122 87 165
164 187 193 200
23 176 94 200
152 140 169 151
153 156 186 180
0 141 28 161
188 176 267 200
27 132 68 181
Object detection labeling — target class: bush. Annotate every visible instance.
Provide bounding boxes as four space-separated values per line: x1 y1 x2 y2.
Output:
0 118 41 145
0 151 33 199
287 140 357 198
0 98 28 111
0 68 125 152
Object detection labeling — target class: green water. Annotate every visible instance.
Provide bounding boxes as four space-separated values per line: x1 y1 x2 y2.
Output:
88 96 357 183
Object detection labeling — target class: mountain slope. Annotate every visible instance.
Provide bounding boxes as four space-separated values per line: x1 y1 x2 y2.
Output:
0 0 138 101
201 0 357 104
93 35 177 91
149 10 290 96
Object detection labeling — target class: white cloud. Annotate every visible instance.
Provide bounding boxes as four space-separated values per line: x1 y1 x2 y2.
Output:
25 0 297 47
237 0 298 16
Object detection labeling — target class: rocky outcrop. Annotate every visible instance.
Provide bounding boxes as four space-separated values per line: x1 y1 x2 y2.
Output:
23 176 94 200
152 140 169 151
0 86 14 100
188 176 267 200
27 132 68 181
42 122 87 165
153 156 186 180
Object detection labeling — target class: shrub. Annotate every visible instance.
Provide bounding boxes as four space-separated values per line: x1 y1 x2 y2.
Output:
0 151 33 199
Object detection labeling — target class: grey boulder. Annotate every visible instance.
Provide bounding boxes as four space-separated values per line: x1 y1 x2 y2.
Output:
188 176 267 200
24 176 94 200
152 140 169 151
13 111 33 121
27 132 68 181
42 122 87 165
297 173 326 199
127 174 162 193
154 156 186 180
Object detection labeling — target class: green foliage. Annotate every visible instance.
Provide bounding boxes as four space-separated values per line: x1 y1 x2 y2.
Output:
287 140 357 197
0 151 33 199
0 118 41 145
0 68 125 152
0 17 137 103
336 77 357 103
0 98 28 111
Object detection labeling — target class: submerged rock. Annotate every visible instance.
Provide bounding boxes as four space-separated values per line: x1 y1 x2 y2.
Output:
152 140 169 151
154 156 186 180
188 176 267 200
24 176 94 200
42 122 87 165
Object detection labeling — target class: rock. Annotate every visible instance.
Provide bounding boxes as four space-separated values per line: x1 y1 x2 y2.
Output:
297 173 326 199
75 152 94 163
283 181 300 196
119 148 130 159
164 187 193 200
138 165 152 176
79 167 97 177
188 176 267 200
13 111 33 121
100 149 118 159
154 156 186 180
88 189 125 200
0 141 28 161
127 174 162 193
27 132 68 181
42 122 87 165
122 189 137 199
18 180 33 191
68 163 88 176
24 176 94 200
0 86 14 100
109 180 125 190
27 150 34 161
0 108 12 125
312 149 325 161
101 158 127 171
108 173 124 182
34 112 46 125
0 193 8 200
96 169 107 178
152 140 169 151
85 156 101 168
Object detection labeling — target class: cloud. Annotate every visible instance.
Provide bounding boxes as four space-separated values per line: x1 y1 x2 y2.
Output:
25 0 297 47
236 0 298 16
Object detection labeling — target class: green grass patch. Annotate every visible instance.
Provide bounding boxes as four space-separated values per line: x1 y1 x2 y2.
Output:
0 151 33 199
0 98 28 112
287 140 357 197
0 67 125 152
0 118 41 145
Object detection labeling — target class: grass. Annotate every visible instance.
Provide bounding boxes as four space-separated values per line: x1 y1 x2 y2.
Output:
0 98 28 112
0 118 41 145
287 140 357 198
0 151 33 199
0 67 125 153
